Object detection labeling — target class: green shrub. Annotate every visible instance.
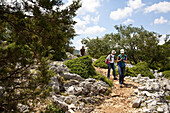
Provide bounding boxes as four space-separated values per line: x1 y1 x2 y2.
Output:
163 70 170 79
160 61 170 72
124 67 137 77
131 62 155 79
93 55 108 69
165 95 170 100
64 56 113 87
113 65 137 77
45 102 64 113
93 73 113 87
64 56 97 78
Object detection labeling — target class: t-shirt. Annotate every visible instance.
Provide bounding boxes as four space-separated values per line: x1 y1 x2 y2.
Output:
80 49 85 56
106 54 115 63
117 54 127 67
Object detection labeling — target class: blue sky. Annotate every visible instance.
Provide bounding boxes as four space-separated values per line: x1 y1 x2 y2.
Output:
63 0 170 50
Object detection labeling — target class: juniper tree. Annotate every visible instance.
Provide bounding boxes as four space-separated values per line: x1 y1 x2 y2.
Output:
0 0 81 112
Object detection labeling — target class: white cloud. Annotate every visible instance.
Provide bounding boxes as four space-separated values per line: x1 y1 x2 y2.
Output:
145 1 170 13
84 26 106 35
78 0 103 15
61 0 103 15
110 0 145 20
128 0 145 9
110 7 133 20
158 34 166 45
82 15 90 24
123 19 135 24
74 17 88 34
154 16 168 24
74 16 105 35
91 15 100 24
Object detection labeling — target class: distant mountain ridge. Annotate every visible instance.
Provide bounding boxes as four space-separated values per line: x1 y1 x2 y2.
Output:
74 49 79 55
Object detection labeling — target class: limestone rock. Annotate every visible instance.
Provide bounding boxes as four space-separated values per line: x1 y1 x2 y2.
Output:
132 98 141 108
157 107 164 113
62 72 82 81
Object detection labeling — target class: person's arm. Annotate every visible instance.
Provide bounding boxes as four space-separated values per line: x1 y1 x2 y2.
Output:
123 56 127 63
117 56 122 62
106 55 111 61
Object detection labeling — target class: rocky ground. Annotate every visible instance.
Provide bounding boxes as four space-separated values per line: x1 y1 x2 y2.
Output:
15 60 169 113
93 67 170 113
92 67 140 113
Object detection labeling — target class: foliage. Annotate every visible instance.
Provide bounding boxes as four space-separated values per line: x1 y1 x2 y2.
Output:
64 56 97 78
93 55 108 69
124 67 137 77
163 70 170 79
0 0 81 112
159 41 170 71
165 95 170 100
82 25 169 69
131 62 155 79
45 102 64 113
81 35 117 58
93 73 113 87
64 56 113 87
114 25 161 65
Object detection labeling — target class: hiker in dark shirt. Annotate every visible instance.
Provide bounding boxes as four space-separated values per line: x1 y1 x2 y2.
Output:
80 46 86 56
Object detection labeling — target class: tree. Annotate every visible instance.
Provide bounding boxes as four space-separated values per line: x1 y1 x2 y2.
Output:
81 34 119 58
0 0 81 112
114 24 160 65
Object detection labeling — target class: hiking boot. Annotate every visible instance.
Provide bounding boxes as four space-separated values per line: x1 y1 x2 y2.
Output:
114 78 117 80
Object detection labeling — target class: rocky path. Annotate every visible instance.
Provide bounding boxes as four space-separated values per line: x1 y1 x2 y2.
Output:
92 67 140 113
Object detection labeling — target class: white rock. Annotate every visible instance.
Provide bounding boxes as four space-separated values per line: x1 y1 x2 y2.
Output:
157 107 164 113
138 86 146 91
132 98 141 108
166 84 170 91
143 108 150 113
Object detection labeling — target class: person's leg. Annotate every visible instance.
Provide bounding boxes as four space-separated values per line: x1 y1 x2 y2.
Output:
111 63 117 79
118 66 122 84
107 63 111 79
122 66 125 84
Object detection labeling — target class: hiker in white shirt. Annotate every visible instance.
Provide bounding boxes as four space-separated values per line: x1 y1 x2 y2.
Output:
106 50 117 80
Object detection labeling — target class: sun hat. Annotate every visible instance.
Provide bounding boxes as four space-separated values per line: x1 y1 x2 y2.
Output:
120 49 124 53
111 50 116 54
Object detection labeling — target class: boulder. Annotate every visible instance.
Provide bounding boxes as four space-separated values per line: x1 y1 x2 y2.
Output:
132 98 141 108
62 72 82 81
52 95 69 112
17 103 29 113
49 75 61 93
157 107 164 113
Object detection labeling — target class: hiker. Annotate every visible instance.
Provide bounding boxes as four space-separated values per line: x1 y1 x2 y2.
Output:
106 50 117 80
117 49 127 87
80 46 86 56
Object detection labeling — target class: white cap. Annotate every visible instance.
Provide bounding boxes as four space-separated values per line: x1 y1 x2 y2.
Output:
120 49 124 53
111 50 116 54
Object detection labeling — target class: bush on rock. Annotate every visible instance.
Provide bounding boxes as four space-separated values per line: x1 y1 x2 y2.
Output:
93 55 108 69
131 62 155 79
64 56 113 87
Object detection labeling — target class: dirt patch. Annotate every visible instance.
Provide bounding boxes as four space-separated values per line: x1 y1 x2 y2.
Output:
92 67 140 113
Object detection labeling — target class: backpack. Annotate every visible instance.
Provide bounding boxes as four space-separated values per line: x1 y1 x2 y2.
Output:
105 54 112 64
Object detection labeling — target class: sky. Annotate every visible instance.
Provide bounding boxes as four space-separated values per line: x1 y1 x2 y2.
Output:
62 0 170 50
